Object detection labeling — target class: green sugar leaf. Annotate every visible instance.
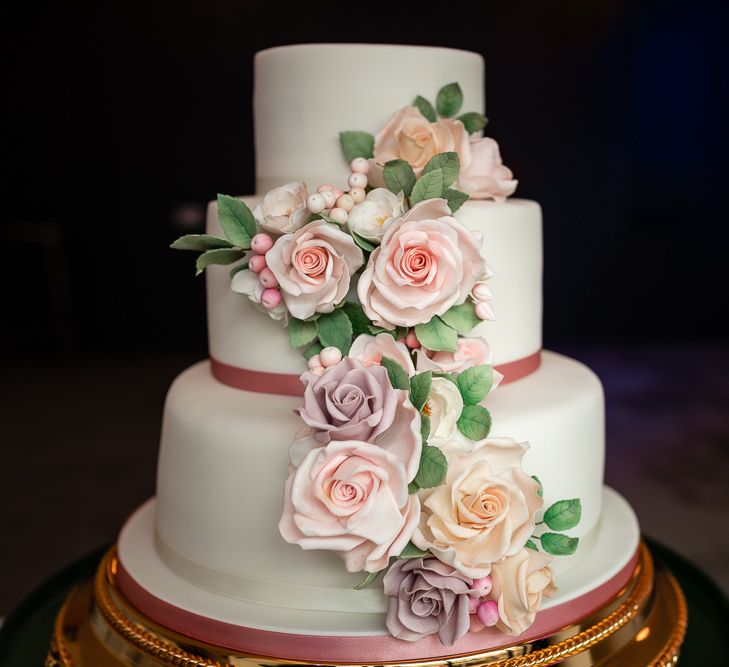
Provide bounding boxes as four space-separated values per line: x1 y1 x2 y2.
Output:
383 159 417 197
381 356 410 391
414 317 458 352
544 499 582 531
229 260 249 278
288 318 319 349
316 309 353 355
443 188 469 213
422 152 460 187
354 570 381 590
436 82 464 118
303 341 323 361
531 475 544 498
414 444 448 490
420 413 431 444
217 194 257 248
409 371 432 411
433 371 459 386
540 533 579 556
457 112 488 134
351 231 377 252
170 234 233 251
341 302 371 336
410 169 444 205
399 542 430 559
413 95 437 122
457 404 492 440
440 301 481 333
195 248 245 275
456 365 494 406
339 131 375 162
525 539 539 551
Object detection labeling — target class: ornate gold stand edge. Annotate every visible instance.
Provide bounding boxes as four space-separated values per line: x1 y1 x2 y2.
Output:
48 541 685 667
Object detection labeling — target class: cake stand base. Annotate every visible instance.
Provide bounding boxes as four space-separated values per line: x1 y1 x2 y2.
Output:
46 542 686 667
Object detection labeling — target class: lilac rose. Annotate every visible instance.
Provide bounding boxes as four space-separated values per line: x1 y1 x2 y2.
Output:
297 357 421 480
384 557 473 646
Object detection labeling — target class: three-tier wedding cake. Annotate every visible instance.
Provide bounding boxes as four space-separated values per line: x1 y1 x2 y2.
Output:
109 44 644 663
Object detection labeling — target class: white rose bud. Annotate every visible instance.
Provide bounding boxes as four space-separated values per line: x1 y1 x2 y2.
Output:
347 188 407 242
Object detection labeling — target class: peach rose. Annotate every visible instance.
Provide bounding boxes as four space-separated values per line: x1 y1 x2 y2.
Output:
369 107 470 187
357 199 486 329
253 182 310 235
412 438 543 578
279 441 420 573
489 548 557 635
266 220 364 320
458 138 517 203
349 333 415 376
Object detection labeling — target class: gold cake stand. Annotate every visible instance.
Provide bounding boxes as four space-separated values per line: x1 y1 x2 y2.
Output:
46 543 686 667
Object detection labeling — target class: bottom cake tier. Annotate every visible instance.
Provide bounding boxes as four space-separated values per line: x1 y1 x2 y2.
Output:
112 487 640 662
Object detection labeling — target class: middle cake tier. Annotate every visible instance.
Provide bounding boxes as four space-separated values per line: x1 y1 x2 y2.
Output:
155 350 604 614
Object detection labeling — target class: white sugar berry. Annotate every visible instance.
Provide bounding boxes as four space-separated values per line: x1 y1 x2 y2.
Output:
349 187 366 204
350 157 370 174
307 354 322 370
328 207 348 224
319 346 343 368
306 193 327 214
348 172 368 189
320 189 337 208
335 194 355 212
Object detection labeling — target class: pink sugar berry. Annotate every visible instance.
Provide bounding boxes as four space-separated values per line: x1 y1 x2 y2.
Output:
261 287 282 310
251 233 273 254
258 267 279 289
249 254 267 273
476 600 499 627
405 330 420 349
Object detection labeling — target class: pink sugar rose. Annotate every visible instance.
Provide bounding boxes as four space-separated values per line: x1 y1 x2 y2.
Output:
416 336 503 391
279 441 420 573
266 220 364 320
368 106 470 187
458 138 518 204
357 199 486 329
412 438 543 579
349 333 415 376
253 182 310 235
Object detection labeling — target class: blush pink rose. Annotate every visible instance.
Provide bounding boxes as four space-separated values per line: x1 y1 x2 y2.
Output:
368 106 470 187
266 220 364 320
357 199 486 329
349 333 415 376
279 441 420 573
416 337 504 392
412 438 543 579
488 548 557 635
458 138 517 203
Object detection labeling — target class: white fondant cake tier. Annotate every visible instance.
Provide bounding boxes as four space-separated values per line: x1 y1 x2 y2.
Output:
254 44 485 192
123 488 637 638
155 350 603 613
206 198 542 373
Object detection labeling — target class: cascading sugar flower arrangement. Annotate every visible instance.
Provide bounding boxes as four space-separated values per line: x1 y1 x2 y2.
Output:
171 82 582 647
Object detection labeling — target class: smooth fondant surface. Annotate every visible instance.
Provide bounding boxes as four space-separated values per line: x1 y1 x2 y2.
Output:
254 44 485 192
206 198 542 373
155 351 604 613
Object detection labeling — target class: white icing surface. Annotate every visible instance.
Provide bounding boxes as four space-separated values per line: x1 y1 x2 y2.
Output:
206 198 542 373
123 488 637 635
155 351 604 613
254 44 485 192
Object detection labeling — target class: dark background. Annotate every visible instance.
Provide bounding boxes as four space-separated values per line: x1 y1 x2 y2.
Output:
1 0 728 614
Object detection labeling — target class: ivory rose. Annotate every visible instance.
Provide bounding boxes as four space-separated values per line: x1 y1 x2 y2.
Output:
230 268 287 321
279 441 420 573
489 548 557 635
347 188 407 242
253 182 310 235
384 557 472 646
458 138 517 204
349 333 415 376
425 377 464 446
266 220 364 320
296 357 421 480
369 106 470 187
412 438 543 578
357 199 486 329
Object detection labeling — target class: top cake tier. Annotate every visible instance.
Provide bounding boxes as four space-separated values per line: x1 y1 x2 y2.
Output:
254 44 485 192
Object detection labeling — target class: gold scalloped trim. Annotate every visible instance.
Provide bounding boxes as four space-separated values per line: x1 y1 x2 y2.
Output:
48 541 686 667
